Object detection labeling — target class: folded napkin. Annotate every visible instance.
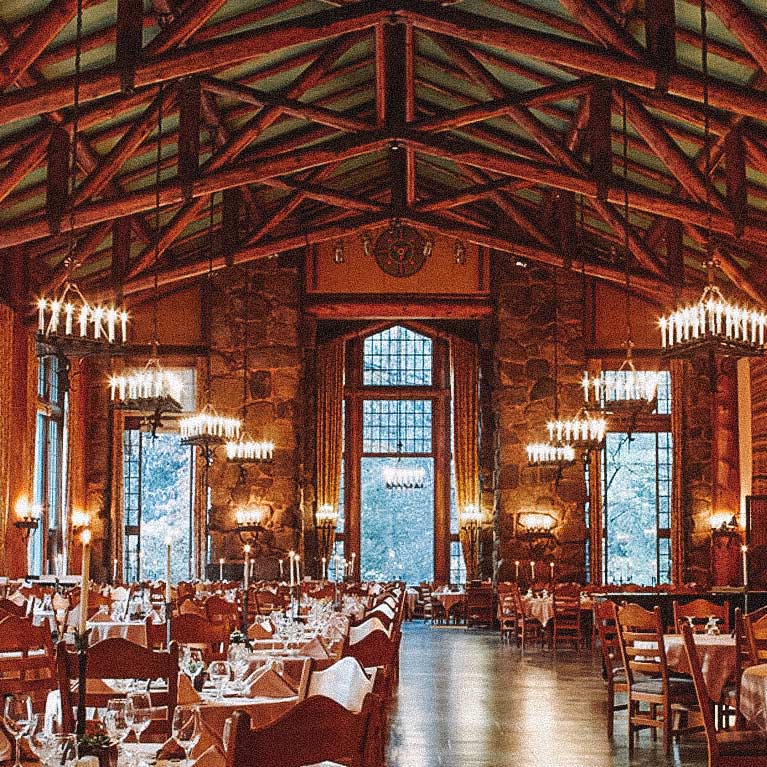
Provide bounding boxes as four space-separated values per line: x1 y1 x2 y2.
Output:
247 620 274 640
242 667 297 699
301 637 331 660
156 739 186 761
191 745 226 767
178 673 202 704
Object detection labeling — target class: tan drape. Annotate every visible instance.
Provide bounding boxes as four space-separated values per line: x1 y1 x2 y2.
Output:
671 358 685 585
316 339 345 512
451 337 480 577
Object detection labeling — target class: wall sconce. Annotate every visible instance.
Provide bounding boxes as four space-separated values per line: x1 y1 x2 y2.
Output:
710 512 738 532
460 504 483 581
14 498 41 539
333 241 345 264
235 502 271 546
517 511 557 537
71 509 91 530
316 504 339 568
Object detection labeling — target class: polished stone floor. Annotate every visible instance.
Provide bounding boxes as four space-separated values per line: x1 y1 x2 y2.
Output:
387 623 709 767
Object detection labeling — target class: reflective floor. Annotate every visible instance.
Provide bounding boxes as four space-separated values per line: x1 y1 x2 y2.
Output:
387 622 709 767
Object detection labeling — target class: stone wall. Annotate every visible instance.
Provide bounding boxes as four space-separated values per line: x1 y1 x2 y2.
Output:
491 254 588 583
206 260 305 570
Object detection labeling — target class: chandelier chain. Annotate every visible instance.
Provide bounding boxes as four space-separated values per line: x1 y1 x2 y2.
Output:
152 84 165 355
66 0 84 282
700 0 714 266
622 90 632 347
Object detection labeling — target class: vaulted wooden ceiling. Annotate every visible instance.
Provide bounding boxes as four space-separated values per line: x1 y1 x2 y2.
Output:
2 0 767 306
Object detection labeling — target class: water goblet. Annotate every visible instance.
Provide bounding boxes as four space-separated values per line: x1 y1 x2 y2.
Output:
3 694 33 767
208 660 231 701
104 698 133 765
127 691 152 766
171 706 200 767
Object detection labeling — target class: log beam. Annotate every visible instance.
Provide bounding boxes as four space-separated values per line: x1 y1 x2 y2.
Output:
116 0 143 93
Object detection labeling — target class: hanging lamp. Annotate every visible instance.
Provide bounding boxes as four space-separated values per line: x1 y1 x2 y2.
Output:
180 195 242 459
37 0 128 358
526 273 577 468
658 0 766 363
109 86 183 428
583 95 659 415
225 264 275 464
384 441 425 490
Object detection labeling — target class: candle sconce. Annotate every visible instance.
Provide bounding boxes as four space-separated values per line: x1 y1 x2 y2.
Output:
315 504 338 577
14 499 41 541
460 505 483 582
517 510 558 562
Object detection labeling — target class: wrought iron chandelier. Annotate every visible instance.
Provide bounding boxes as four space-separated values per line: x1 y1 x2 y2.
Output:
225 265 274 465
36 2 128 357
110 87 182 427
547 411 607 449
659 0 766 364
384 442 425 490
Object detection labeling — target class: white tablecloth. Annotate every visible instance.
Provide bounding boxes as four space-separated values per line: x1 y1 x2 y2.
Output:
741 664 767 729
522 596 554 626
431 592 465 613
88 620 147 646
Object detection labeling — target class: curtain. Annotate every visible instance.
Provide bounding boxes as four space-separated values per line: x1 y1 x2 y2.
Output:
316 339 345 513
0 304 13 574
671 358 685 585
451 336 480 578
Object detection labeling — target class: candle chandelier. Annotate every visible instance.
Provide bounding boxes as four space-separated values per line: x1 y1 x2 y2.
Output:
316 504 339 566
181 195 242 460
659 1 766 365
547 411 607 449
225 264 274 465
110 87 182 429
384 442 425 490
36 3 128 358
526 273 579 468
583 99 659 415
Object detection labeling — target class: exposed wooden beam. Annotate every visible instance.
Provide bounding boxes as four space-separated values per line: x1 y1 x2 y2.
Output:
725 125 747 237
588 81 612 200
116 0 143 92
0 133 47 206
177 78 202 189
142 0 229 56
46 127 70 231
705 0 767 75
556 0 644 59
645 0 676 89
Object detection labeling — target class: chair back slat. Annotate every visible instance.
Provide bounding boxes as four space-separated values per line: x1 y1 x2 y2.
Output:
673 598 730 633
680 623 719 762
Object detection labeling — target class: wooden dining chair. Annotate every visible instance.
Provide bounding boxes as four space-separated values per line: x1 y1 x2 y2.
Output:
745 611 767 666
593 599 628 738
680 622 767 766
204 594 238 626
56 637 179 740
512 590 544 651
0 598 27 617
552 592 582 651
170 613 230 661
224 694 375 767
0 614 57 715
673 598 730 634
617 602 698 755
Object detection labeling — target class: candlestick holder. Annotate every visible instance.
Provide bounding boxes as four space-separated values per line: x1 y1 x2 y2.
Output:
242 588 249 634
165 602 173 648
73 629 90 736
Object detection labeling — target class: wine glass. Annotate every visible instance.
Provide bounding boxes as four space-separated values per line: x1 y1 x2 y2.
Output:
171 706 200 767
4 694 34 767
27 715 55 767
127 691 152 766
181 648 204 685
208 661 231 701
104 698 132 764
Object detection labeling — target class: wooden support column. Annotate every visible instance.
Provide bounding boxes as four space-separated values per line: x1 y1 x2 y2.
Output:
116 0 143 93
177 78 201 194
645 0 676 90
46 127 70 232
588 81 612 201
344 339 362 574
725 126 748 237
433 337 451 585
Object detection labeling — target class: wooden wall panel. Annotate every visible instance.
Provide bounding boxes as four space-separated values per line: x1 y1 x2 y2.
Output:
751 358 767 495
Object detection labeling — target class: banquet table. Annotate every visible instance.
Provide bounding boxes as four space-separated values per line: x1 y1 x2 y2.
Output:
522 596 554 627
637 634 736 701
740 664 767 729
431 591 466 613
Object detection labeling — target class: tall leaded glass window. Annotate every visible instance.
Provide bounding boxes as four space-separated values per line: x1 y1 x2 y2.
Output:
363 326 432 386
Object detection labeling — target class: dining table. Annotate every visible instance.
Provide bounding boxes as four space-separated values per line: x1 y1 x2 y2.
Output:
431 590 466 613
740 664 767 729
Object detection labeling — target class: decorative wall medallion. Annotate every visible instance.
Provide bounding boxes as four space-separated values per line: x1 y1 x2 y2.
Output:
370 222 433 277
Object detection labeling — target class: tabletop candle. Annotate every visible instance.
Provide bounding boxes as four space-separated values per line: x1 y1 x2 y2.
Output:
550 561 555 580
79 529 91 637
279 559 284 579
322 557 327 581
219 558 224 581
295 555 301 583
112 557 117 582
334 554 340 582
531 560 536 580
288 550 295 587
514 561 519 580
165 538 172 603
244 545 251 590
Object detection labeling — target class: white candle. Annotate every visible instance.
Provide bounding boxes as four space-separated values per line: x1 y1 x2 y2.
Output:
334 555 340 582
37 298 46 332
288 550 295 587
279 559 284 579
219 558 224 581
530 561 536 580
742 544 748 587
295 555 301 583
322 557 327 581
550 561 555 580
514 560 519 580
112 557 118 582
350 553 356 580
165 538 172 602
243 545 251 591
79 529 91 636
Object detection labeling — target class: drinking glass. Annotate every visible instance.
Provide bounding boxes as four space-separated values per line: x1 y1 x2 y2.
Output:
104 698 133 765
28 715 56 767
181 648 204 684
208 661 231 701
4 694 33 767
49 735 78 767
171 706 200 767
127 691 152 766
227 645 250 693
